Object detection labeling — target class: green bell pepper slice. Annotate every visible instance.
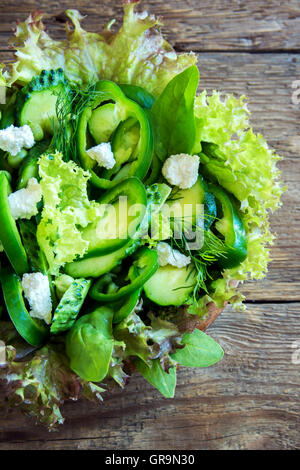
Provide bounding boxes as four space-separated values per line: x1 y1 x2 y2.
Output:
109 288 141 324
208 184 247 269
89 247 158 303
77 80 153 189
1 269 49 346
0 172 29 274
82 177 147 258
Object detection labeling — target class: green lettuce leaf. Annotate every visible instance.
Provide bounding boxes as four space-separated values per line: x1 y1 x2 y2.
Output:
191 90 285 312
3 3 196 96
37 152 98 275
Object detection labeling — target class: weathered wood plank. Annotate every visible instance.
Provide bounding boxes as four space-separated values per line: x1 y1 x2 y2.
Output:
1 0 300 52
1 50 298 300
0 303 299 450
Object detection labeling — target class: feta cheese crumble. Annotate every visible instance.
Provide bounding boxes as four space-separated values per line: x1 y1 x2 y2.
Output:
8 177 42 220
87 142 116 169
156 242 191 268
0 125 35 156
162 154 200 189
22 273 52 324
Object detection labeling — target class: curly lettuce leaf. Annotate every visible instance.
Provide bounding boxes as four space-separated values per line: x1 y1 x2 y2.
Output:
37 152 98 275
192 91 284 312
3 2 196 96
0 342 105 430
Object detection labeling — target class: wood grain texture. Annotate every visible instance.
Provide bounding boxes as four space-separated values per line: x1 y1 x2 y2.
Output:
0 0 299 451
1 0 300 52
0 304 299 450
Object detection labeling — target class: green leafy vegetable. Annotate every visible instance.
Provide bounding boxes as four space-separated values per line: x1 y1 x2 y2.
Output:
50 278 91 334
37 152 98 275
170 328 223 367
66 307 114 382
0 342 105 429
114 310 182 367
134 358 176 398
151 65 199 160
2 4 196 96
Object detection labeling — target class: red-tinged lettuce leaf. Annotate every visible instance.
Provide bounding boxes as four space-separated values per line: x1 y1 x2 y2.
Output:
3 2 196 95
0 342 105 430
107 343 129 389
114 310 182 371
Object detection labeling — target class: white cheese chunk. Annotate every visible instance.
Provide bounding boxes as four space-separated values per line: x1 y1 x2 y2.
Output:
0 125 35 156
22 273 52 324
87 142 116 169
162 153 200 189
8 177 42 220
156 242 191 268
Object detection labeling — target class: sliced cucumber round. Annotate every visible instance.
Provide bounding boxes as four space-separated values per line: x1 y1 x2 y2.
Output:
144 264 196 306
166 176 206 229
16 69 71 141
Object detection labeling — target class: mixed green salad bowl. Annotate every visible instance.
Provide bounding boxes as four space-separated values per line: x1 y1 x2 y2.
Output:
0 1 283 429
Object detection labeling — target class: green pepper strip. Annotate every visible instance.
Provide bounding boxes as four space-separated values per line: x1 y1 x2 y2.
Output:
89 247 158 303
1 269 49 346
109 288 141 324
77 80 153 189
83 176 147 258
0 172 29 274
208 184 247 269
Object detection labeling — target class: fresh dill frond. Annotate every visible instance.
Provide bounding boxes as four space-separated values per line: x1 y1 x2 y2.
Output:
52 82 103 162
169 221 227 302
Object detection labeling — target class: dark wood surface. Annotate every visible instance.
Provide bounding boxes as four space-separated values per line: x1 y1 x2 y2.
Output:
0 0 299 450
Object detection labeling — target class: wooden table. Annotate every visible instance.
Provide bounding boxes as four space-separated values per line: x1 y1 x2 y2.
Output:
0 0 299 450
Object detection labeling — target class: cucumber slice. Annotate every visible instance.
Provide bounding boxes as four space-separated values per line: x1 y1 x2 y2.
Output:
166 176 206 229
65 242 135 278
88 103 122 144
16 69 71 141
144 264 196 306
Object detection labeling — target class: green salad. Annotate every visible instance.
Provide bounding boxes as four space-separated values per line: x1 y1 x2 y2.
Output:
0 2 284 429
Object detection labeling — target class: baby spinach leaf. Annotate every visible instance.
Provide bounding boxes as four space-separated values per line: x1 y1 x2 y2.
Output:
170 328 224 367
66 307 114 382
150 65 199 161
135 358 176 398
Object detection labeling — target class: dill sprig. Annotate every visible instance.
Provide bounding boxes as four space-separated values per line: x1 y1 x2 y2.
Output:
170 220 227 302
52 82 102 162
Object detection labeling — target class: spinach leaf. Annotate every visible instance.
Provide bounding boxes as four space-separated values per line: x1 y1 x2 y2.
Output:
135 358 176 398
170 328 224 367
66 307 114 382
150 65 199 161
